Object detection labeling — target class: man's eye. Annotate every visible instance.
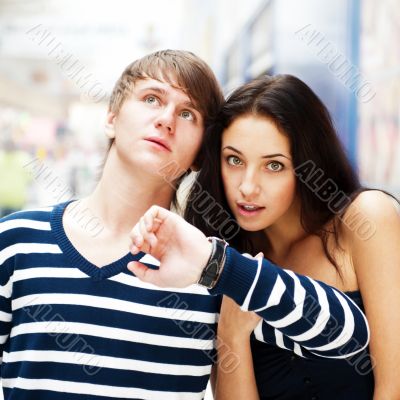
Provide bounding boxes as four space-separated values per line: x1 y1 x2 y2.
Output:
144 96 159 105
267 161 284 171
181 110 194 121
227 156 242 166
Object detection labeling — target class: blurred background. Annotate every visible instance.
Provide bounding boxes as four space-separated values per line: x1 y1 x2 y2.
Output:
0 0 398 398
0 0 399 218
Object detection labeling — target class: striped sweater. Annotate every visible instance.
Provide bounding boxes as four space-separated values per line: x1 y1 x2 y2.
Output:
0 203 220 399
0 202 369 399
210 247 370 359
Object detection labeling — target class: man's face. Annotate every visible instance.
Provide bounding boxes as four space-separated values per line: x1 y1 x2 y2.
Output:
108 78 204 180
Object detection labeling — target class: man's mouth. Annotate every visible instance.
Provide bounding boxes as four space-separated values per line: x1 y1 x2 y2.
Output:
144 137 171 152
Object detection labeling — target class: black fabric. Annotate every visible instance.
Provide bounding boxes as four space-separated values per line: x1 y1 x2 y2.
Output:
251 291 374 400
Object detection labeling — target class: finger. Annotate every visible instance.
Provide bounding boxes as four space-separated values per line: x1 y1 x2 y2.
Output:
135 218 149 253
127 261 157 284
152 218 162 233
130 225 144 248
139 217 148 236
143 212 153 232
142 214 163 233
129 217 157 255
139 217 158 252
146 205 172 225
130 244 140 255
129 224 138 250
143 232 158 253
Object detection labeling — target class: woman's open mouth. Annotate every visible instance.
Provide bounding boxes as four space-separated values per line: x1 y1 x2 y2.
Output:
237 203 265 216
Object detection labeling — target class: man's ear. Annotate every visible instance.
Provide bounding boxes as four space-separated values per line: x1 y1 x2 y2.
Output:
105 112 116 139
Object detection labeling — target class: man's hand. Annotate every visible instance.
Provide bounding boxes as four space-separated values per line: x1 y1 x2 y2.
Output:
127 205 213 288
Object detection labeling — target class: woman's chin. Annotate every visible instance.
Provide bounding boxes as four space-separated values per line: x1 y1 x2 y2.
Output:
236 219 266 232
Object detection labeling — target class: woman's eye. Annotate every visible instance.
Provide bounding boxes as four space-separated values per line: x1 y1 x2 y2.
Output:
227 156 242 166
144 95 159 105
267 161 283 171
180 110 194 121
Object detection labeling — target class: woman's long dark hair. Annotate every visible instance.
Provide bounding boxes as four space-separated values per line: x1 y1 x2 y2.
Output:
185 74 367 272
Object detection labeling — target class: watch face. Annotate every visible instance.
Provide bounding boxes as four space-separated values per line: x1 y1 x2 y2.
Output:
198 237 228 288
208 260 219 276
200 260 219 288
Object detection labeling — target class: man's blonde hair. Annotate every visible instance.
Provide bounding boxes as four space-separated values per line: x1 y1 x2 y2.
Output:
105 50 224 208
109 50 223 126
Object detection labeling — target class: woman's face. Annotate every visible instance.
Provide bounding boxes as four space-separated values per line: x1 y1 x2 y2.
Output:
221 114 297 232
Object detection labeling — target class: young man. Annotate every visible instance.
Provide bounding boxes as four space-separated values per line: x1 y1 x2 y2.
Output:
0 50 224 399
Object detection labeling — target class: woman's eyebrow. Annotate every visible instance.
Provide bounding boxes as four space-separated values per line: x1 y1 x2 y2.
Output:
222 146 291 160
222 145 243 155
261 153 291 160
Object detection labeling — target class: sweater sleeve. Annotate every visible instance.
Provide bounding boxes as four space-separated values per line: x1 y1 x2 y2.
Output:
209 246 370 359
0 220 14 364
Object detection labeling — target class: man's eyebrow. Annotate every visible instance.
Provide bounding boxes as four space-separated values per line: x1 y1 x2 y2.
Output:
181 100 198 111
222 146 291 160
139 86 167 96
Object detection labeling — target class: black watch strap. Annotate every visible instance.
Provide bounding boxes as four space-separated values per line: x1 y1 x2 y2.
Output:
197 237 228 289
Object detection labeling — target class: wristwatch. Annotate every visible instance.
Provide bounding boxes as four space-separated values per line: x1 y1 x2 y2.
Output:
197 236 228 289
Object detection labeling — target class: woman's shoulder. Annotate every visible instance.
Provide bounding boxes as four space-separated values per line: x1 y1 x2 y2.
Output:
349 189 399 215
331 190 400 291
340 190 400 241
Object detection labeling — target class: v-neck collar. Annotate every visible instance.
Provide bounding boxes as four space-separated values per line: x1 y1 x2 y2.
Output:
51 201 144 280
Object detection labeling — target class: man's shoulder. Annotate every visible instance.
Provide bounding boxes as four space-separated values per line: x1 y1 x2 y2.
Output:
0 204 58 243
1 204 56 224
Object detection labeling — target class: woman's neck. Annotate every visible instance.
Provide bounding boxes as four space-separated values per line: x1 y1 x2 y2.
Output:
262 201 308 262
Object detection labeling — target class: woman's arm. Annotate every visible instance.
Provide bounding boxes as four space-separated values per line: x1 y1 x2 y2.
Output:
205 244 369 359
128 205 370 359
215 296 260 400
343 191 400 399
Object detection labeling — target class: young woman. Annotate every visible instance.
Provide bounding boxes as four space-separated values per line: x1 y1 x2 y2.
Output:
128 75 400 399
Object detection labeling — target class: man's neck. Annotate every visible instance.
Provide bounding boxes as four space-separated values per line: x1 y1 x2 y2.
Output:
82 154 176 237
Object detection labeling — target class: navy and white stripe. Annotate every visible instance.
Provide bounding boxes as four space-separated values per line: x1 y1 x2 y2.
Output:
210 246 370 359
0 203 221 399
0 202 370 399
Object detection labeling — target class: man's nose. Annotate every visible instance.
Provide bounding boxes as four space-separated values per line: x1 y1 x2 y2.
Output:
155 106 176 134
